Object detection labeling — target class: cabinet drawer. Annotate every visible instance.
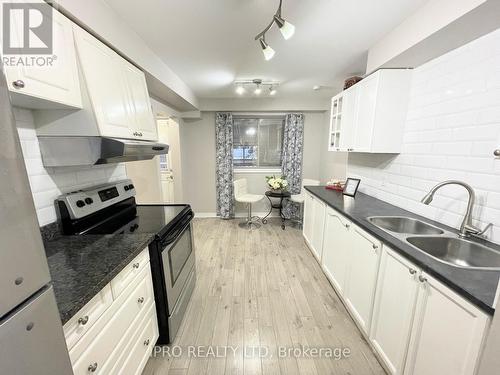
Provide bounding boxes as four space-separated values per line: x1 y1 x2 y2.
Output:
110 248 150 298
64 284 113 350
70 266 154 374
111 305 159 375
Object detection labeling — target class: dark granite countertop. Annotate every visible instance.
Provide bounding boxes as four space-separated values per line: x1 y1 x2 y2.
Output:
44 232 155 325
305 186 500 315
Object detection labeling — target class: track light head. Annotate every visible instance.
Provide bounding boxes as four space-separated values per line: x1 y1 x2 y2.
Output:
259 38 275 61
274 15 295 40
269 87 277 95
254 85 262 95
235 85 246 95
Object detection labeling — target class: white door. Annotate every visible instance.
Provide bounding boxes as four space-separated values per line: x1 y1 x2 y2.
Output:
122 61 158 141
311 198 326 261
73 26 132 139
303 192 314 247
353 73 378 152
322 209 351 294
5 6 82 108
344 225 381 333
370 247 420 374
339 85 358 151
404 273 490 375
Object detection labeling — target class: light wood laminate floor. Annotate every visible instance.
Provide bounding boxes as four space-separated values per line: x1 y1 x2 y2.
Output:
143 218 386 375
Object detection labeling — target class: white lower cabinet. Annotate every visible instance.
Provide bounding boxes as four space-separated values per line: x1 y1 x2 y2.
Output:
370 247 420 374
65 248 158 375
322 207 351 294
343 225 381 334
302 192 326 261
307 197 491 375
404 273 489 375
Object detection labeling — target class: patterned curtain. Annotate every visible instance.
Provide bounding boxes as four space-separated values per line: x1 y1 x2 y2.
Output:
282 113 304 219
215 112 234 219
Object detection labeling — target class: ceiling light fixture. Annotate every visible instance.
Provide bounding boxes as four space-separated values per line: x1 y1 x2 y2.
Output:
233 79 279 96
235 85 246 95
259 37 275 61
254 0 295 61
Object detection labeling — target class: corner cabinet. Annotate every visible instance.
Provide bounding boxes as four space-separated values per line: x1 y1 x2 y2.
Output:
328 69 412 153
302 191 326 261
3 6 82 109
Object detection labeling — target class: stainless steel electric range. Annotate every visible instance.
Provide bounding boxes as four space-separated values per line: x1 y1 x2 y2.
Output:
56 179 195 345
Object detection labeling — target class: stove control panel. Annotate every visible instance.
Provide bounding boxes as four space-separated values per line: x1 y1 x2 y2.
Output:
57 179 136 219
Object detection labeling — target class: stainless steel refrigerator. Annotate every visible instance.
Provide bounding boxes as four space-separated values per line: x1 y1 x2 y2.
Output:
0 67 73 373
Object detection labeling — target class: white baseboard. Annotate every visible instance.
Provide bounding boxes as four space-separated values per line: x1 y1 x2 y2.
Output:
193 212 279 219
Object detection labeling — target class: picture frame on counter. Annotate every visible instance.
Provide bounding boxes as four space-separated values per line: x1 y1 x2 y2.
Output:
343 178 361 197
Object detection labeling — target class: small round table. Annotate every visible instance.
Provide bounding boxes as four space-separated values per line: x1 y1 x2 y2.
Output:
262 190 292 230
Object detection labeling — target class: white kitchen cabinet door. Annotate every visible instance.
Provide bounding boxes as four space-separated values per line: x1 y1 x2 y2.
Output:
370 246 420 374
322 208 351 294
404 272 490 375
73 26 133 139
353 74 378 152
122 61 158 141
344 225 381 333
339 85 358 151
5 6 82 109
311 197 326 261
303 192 314 248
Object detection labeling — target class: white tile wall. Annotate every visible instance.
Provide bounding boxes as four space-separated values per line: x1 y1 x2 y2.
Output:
14 108 128 226
348 28 500 244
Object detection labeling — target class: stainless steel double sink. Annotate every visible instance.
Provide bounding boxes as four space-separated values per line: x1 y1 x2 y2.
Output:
367 216 500 270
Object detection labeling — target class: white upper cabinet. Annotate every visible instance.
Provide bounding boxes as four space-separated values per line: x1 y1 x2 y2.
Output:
404 272 489 375
3 6 82 109
122 61 158 141
370 246 420 375
328 69 412 153
73 26 132 139
72 26 157 141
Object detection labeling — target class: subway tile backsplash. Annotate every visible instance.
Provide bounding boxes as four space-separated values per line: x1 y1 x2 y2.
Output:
14 107 128 226
348 28 500 244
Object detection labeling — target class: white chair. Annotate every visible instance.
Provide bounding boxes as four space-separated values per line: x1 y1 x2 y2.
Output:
233 178 264 229
289 178 320 227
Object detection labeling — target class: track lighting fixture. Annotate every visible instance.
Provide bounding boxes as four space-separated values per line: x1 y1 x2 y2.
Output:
234 79 280 96
254 0 295 61
259 37 275 61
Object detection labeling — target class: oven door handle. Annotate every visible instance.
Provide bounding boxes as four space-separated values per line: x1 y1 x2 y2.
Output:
160 214 193 248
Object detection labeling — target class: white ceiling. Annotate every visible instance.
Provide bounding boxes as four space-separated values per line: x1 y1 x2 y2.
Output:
104 0 427 100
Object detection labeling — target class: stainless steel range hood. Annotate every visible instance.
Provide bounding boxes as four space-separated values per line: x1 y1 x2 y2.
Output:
38 136 169 167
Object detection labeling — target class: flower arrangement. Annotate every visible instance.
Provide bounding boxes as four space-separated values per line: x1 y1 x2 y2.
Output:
266 175 288 192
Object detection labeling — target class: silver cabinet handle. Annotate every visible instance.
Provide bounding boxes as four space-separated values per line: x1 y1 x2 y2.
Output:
494 149 500 157
137 297 145 304
144 339 150 346
12 80 25 89
88 362 98 372
418 275 427 283
132 262 140 269
409 268 417 275
354 228 380 250
78 316 89 326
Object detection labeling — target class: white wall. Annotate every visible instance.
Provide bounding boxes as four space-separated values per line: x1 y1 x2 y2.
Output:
348 28 500 244
180 111 331 216
15 108 128 226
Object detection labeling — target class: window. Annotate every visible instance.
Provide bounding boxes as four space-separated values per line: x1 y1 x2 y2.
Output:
233 116 284 169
